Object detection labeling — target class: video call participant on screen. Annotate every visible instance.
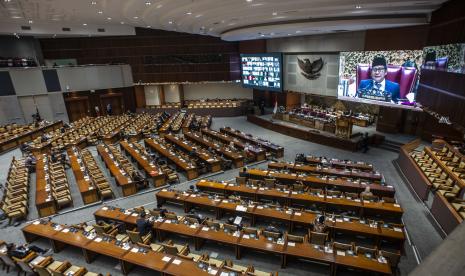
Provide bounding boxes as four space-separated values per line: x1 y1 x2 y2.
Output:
357 55 400 103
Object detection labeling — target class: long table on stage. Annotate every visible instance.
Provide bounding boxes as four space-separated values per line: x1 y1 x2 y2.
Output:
247 114 360 151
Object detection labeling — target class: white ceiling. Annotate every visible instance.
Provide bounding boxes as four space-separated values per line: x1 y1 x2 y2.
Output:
0 0 448 40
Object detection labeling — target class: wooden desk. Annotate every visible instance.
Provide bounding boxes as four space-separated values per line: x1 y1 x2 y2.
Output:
165 134 221 173
156 189 405 248
247 168 395 197
35 156 57 217
120 141 166 187
97 145 136 197
68 148 99 204
184 132 244 167
145 138 198 180
304 156 374 171
201 128 266 161
220 127 284 158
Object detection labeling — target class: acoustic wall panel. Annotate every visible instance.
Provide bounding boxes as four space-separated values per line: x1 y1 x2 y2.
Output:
43 69 62 92
9 68 48 95
0 71 15 96
0 96 24 124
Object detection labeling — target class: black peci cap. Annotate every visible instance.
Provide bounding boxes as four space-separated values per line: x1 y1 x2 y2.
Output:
372 55 387 69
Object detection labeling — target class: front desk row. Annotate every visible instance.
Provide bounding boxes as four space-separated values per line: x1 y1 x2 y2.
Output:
21 204 400 276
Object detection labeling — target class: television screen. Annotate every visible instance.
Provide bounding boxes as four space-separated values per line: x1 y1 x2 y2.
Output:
240 53 283 92
422 43 465 70
338 50 423 108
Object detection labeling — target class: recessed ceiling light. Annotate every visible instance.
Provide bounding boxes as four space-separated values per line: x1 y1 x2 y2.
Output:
272 12 277 16
260 34 265 37
83 23 87 26
28 20 33 24
355 5 362 9
186 12 192 15
195 14 202 18
98 11 103 14
91 1 97 5
246 0 253 2
296 30 301 33
147 25 151 28
107 17 112 20
287 34 292 36
145 1 151 5
133 16 138 19
120 21 125 24
168 21 173 24
11 16 22 19
251 3 263 6
156 4 162 8
4 0 12 2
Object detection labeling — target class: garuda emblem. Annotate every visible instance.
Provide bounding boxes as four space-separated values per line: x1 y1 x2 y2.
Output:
298 57 324 80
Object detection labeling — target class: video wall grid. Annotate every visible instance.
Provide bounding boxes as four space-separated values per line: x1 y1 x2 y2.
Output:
240 53 283 92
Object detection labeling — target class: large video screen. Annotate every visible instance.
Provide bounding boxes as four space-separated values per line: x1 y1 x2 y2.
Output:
240 53 283 92
338 50 423 108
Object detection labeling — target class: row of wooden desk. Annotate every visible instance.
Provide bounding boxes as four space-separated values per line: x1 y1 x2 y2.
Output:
145 138 198 180
155 189 404 247
246 168 395 197
0 121 63 154
22 221 228 276
35 155 58 218
184 132 244 167
201 128 266 161
67 148 100 204
119 140 166 187
164 134 222 173
268 162 382 182
96 145 136 196
304 156 374 171
195 180 403 219
220 127 284 158
93 205 392 275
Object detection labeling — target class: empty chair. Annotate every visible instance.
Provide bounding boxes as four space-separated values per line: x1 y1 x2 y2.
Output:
236 176 246 185
332 242 354 254
127 229 152 245
379 250 401 274
264 179 275 189
308 231 328 246
356 246 377 258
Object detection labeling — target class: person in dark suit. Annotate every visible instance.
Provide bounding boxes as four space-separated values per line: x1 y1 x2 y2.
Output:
136 212 152 236
357 55 400 103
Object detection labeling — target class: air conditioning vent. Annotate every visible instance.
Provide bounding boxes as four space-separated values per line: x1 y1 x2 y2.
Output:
21 26 31 30
62 27 71 32
97 28 105 32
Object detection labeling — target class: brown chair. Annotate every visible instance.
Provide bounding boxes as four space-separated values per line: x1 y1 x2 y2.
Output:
127 230 152 245
356 246 377 257
236 176 246 185
332 242 354 254
382 197 396 204
380 250 401 274
286 233 305 244
308 231 327 246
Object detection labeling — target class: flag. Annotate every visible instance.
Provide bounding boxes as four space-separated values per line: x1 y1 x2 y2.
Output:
273 100 278 114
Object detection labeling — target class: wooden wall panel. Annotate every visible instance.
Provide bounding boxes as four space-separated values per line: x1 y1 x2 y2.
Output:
427 0 465 45
40 28 240 83
134 85 146 108
364 25 429 50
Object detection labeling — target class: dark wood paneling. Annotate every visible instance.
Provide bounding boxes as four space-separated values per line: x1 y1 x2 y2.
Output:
364 25 429 50
427 0 465 45
134 85 146 108
239 39 267 53
63 86 135 121
376 106 404 133
40 28 240 83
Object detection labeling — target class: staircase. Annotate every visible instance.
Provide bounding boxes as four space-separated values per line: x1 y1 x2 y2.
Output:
377 139 404 153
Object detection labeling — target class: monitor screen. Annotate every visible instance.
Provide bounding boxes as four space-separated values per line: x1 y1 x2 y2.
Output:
240 53 283 92
337 50 423 108
422 43 465 71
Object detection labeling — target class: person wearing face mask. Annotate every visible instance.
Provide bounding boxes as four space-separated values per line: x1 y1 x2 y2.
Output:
357 55 400 103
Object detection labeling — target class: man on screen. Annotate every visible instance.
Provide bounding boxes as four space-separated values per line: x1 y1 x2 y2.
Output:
357 55 400 103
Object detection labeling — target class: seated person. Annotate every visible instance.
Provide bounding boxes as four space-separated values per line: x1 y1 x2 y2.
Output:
185 211 204 224
360 186 373 197
313 215 327 233
136 212 153 236
188 185 200 194
239 167 248 177
357 55 400 103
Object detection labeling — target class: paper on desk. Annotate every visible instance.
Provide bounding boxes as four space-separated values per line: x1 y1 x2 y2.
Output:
336 251 346 256
393 227 402 232
189 224 197 229
294 212 301 216
162 256 171 262
94 237 102 243
102 207 108 211
394 204 400 207
288 242 295 247
131 213 138 217
257 206 264 209
172 259 182 265
202 227 209 231
33 221 40 225
62 228 70 233
209 269 218 275
130 248 138 253
243 234 250 239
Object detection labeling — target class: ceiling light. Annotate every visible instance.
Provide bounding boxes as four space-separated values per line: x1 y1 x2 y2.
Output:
98 11 103 14
287 34 292 36
260 34 265 37
195 14 202 18
107 17 112 20
28 20 33 24
272 12 277 16
11 16 22 19
246 0 253 2
4 0 12 2
355 5 362 9
296 30 301 33
91 1 97 5
147 25 151 28
186 12 192 15
133 16 138 19
83 23 87 26
145 1 151 5
168 21 173 24
156 4 162 8
120 21 125 24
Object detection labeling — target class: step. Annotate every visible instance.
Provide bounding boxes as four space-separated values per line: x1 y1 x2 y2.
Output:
377 144 400 153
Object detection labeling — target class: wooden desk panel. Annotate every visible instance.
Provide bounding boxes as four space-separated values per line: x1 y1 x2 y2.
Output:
97 145 136 196
68 148 99 204
220 127 284 158
35 156 57 217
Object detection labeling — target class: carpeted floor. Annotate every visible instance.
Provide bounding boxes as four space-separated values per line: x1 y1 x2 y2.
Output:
0 116 444 276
